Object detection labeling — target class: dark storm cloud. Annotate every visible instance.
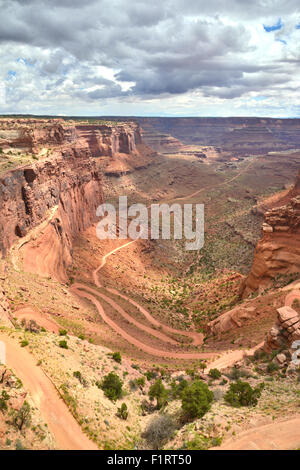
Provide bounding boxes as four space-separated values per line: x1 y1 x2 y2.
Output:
0 0 299 107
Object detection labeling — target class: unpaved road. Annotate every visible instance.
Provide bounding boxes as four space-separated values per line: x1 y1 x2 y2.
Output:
72 283 216 360
0 333 97 450
71 158 261 361
204 342 264 372
92 244 204 346
213 416 300 450
284 289 300 308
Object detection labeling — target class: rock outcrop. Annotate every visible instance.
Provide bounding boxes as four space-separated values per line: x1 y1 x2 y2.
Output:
241 171 300 298
264 305 300 354
208 304 259 336
76 122 142 157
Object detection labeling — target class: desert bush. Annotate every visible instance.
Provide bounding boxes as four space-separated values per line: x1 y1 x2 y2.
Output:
213 388 225 401
149 379 168 409
224 380 264 407
0 400 8 413
0 390 9 413
59 329 67 336
100 372 123 401
15 439 25 450
140 399 155 415
169 379 188 399
267 362 279 373
22 319 40 333
136 377 145 387
60 383 78 416
130 376 145 390
181 380 214 420
142 414 176 449
117 403 128 420
11 401 31 431
184 434 222 450
112 352 122 364
129 379 138 391
58 340 68 349
226 367 250 380
209 368 221 380
73 371 88 387
145 371 158 381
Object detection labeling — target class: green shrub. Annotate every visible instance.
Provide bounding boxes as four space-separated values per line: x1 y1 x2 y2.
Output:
226 367 250 380
59 340 68 349
184 434 222 450
20 340 29 347
100 372 123 401
0 398 8 413
59 329 67 336
224 380 264 407
267 362 279 373
11 401 31 431
140 399 155 415
169 379 188 399
136 377 145 387
117 403 128 420
181 380 214 420
73 371 87 387
112 352 122 364
145 371 157 381
149 379 168 409
209 368 222 380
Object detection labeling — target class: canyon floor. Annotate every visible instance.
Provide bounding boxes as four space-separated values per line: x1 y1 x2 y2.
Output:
0 117 300 450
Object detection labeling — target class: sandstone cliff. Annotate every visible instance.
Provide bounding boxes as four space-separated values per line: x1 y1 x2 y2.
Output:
0 118 147 281
241 171 300 298
76 122 141 157
107 117 300 156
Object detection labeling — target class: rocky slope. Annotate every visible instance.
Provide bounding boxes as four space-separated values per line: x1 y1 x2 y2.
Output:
241 171 300 297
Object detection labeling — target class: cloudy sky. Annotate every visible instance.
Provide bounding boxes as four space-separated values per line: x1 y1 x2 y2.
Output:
1 0 300 117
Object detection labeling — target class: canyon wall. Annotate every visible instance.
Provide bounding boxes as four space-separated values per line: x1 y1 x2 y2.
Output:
0 119 145 281
0 143 103 281
241 171 300 297
104 117 300 156
75 122 142 157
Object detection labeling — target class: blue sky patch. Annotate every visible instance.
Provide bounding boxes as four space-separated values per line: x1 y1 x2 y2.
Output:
6 70 16 81
16 57 34 67
276 38 287 45
263 18 283 32
252 96 267 102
